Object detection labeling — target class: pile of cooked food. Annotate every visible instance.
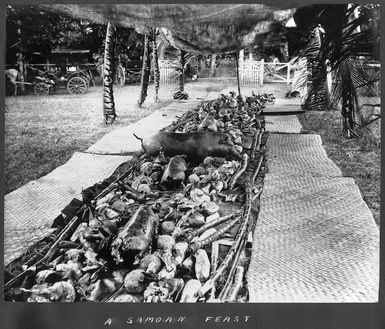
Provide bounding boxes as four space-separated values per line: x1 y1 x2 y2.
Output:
5 91 275 303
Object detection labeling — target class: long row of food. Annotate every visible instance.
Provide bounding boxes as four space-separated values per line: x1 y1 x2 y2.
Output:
5 91 274 302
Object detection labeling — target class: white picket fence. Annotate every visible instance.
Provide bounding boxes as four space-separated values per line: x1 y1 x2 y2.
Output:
159 59 294 86
240 59 294 86
159 61 178 85
240 60 264 86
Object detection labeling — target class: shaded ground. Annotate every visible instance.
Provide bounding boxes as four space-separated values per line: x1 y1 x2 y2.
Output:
298 110 380 226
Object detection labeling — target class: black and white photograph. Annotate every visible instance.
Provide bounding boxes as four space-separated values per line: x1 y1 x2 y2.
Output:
2 1 382 328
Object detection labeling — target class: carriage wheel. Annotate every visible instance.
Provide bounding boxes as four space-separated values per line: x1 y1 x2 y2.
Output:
34 82 50 96
114 64 125 87
67 76 88 95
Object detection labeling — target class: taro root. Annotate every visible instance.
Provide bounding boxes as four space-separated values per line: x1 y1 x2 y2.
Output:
235 145 243 153
194 249 211 283
189 188 210 206
110 206 157 264
150 171 161 183
35 270 61 285
197 115 218 132
161 155 187 186
49 281 76 302
161 221 175 235
140 162 153 175
203 156 214 166
139 254 162 274
172 241 189 265
187 212 205 227
201 201 219 215
111 199 127 212
211 180 225 193
179 279 202 303
188 174 200 184
124 269 147 294
156 235 176 250
138 184 151 195
103 208 119 220
64 249 84 262
192 166 206 176
111 293 143 303
27 284 52 302
70 222 88 242
56 261 83 280
143 282 170 303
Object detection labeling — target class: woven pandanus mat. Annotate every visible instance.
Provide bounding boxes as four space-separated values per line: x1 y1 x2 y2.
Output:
264 115 303 133
266 134 342 177
4 152 132 265
247 176 379 302
87 101 201 154
247 133 379 302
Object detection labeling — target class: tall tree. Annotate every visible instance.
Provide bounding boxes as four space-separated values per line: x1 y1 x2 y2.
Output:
137 33 151 107
103 22 117 124
152 28 160 102
178 50 186 92
209 54 217 77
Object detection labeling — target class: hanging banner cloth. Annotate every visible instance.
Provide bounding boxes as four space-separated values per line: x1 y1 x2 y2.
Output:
39 4 295 54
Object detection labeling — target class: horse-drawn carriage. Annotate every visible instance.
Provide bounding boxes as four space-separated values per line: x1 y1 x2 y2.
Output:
6 49 143 96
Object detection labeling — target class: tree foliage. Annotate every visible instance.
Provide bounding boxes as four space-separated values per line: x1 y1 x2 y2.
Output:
6 5 144 65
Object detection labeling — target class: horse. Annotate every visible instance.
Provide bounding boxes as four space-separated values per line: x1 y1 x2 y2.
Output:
5 68 19 96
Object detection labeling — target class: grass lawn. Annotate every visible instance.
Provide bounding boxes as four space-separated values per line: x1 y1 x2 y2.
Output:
5 80 255 194
4 84 175 194
298 110 381 226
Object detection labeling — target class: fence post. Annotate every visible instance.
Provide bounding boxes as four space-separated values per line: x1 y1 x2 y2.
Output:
239 49 244 85
260 59 264 86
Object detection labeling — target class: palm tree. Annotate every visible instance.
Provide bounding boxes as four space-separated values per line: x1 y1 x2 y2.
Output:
103 22 117 124
137 32 151 107
327 4 380 137
178 50 187 92
152 28 161 102
292 4 380 137
209 54 217 77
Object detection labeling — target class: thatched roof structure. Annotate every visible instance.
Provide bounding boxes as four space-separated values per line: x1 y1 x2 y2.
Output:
40 4 295 53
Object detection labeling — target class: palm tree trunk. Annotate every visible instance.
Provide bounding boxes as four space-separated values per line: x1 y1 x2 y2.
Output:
235 52 241 96
303 25 330 111
16 20 25 94
209 54 217 77
103 22 116 124
178 50 186 92
138 33 151 107
152 28 160 103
